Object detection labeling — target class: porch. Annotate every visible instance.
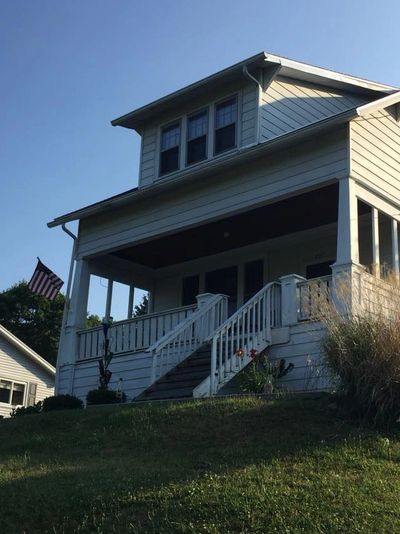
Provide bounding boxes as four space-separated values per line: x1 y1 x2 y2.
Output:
57 177 400 400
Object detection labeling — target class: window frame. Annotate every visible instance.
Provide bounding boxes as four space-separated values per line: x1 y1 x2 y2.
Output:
156 92 240 179
186 108 209 167
213 95 238 156
0 377 26 406
159 119 182 177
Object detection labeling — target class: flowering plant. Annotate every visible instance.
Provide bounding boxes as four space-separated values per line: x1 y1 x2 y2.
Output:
237 349 294 394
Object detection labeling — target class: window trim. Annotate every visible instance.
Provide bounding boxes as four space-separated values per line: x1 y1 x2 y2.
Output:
159 119 182 177
0 377 27 406
156 92 240 179
186 108 209 167
214 95 238 156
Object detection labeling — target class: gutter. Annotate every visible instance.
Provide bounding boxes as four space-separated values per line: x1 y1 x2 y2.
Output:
242 65 262 144
48 107 357 229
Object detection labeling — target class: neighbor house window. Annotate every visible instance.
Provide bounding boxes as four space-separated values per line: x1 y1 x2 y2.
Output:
214 97 237 155
187 110 208 165
160 122 181 175
0 379 25 405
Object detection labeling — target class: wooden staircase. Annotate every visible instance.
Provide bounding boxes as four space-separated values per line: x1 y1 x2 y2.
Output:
137 344 211 401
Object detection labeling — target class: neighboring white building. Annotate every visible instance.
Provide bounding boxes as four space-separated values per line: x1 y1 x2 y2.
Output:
0 325 55 417
49 52 400 401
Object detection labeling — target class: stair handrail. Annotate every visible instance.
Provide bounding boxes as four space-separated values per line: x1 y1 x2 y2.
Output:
208 281 281 394
147 293 228 383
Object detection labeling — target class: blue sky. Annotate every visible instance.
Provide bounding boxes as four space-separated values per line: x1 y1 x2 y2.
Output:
1 0 400 319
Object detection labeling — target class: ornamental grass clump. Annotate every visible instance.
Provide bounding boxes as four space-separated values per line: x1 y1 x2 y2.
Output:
323 312 400 426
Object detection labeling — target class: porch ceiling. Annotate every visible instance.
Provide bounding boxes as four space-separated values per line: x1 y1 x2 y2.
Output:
113 184 339 269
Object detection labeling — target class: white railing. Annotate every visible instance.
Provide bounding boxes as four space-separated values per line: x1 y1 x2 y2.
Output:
77 305 196 360
208 282 282 395
148 294 229 383
298 276 332 321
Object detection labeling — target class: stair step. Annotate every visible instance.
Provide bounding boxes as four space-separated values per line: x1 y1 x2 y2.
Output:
142 387 194 400
146 376 208 392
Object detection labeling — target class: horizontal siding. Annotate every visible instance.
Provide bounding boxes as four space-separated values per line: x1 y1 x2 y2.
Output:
79 128 348 258
350 109 400 205
58 351 152 402
240 83 258 147
0 338 54 417
261 76 368 142
139 126 157 187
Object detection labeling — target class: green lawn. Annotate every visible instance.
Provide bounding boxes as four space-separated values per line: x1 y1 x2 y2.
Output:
0 396 399 533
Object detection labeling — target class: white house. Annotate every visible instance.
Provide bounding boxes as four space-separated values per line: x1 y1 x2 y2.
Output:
49 52 400 401
0 325 55 417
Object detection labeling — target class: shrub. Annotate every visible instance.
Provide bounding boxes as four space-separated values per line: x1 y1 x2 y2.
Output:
237 351 294 394
11 402 42 417
86 388 127 405
42 394 83 412
323 313 400 425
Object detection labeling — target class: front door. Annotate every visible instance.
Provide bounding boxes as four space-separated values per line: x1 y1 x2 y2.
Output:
205 265 238 315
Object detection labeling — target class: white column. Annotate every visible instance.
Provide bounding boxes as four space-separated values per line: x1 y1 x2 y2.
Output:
279 274 306 326
127 285 135 319
57 259 91 372
104 280 113 321
336 177 359 265
372 207 380 277
392 219 399 275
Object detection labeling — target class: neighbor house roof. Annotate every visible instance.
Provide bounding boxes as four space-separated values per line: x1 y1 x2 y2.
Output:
111 51 398 132
48 90 400 230
0 325 56 376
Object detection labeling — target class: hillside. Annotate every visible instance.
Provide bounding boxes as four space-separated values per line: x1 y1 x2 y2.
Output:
0 396 399 533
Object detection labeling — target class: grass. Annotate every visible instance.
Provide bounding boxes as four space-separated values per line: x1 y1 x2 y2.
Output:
0 396 400 533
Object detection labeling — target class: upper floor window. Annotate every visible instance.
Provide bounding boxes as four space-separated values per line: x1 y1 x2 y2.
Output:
214 97 237 155
187 110 208 165
160 122 180 175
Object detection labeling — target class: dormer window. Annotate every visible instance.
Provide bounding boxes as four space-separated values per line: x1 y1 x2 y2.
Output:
214 97 237 155
160 122 181 175
187 110 208 165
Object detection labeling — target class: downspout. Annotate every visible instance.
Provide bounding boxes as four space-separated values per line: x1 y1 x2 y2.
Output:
55 224 78 394
242 65 262 145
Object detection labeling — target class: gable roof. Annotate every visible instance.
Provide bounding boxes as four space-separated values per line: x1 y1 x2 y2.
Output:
0 325 56 376
111 51 398 132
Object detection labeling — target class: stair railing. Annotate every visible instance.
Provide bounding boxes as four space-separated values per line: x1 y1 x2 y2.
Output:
147 294 229 383
208 282 281 395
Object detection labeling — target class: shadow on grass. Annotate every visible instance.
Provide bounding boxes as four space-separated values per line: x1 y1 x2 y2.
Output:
0 396 399 532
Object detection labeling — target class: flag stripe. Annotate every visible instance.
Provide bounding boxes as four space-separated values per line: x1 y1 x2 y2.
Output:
28 260 64 300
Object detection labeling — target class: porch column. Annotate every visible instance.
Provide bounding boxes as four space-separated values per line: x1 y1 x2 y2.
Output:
331 177 360 316
57 259 91 369
104 279 113 321
279 274 306 326
127 285 135 319
335 177 359 265
372 208 380 277
392 219 399 275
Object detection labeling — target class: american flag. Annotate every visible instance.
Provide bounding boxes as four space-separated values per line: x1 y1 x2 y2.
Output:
28 259 64 300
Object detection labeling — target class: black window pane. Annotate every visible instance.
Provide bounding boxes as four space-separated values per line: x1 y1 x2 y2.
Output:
216 99 237 129
188 112 207 140
244 260 264 302
0 380 11 404
160 146 179 175
182 275 200 306
205 266 238 314
11 383 25 405
215 123 236 154
187 136 206 165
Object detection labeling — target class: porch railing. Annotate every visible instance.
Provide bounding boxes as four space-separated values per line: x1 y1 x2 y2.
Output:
77 305 196 360
148 294 229 383
298 275 332 321
208 282 282 395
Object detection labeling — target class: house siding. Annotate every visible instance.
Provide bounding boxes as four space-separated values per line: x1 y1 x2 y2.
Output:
58 351 152 402
261 76 368 141
350 108 400 206
79 127 349 258
0 337 54 417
